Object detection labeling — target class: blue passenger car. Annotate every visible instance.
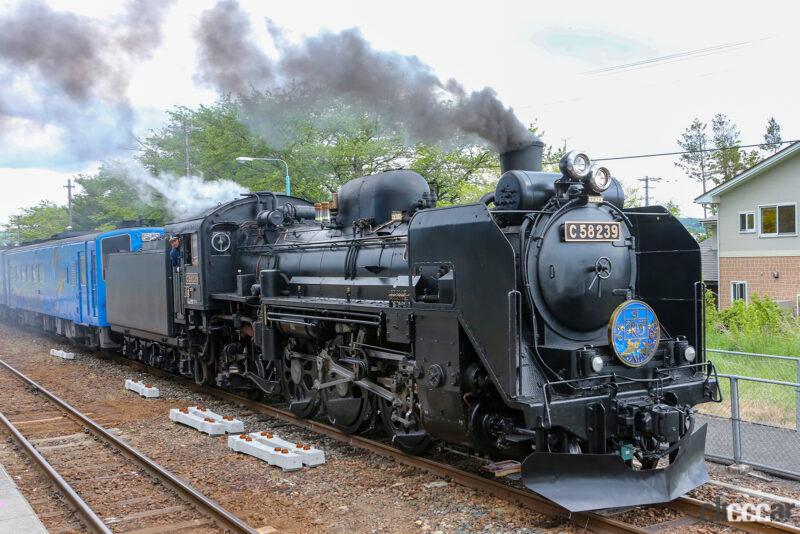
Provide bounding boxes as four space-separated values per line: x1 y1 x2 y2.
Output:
2 228 163 346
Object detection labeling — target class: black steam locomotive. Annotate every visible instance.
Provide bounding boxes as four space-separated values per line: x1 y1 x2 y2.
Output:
9 142 720 511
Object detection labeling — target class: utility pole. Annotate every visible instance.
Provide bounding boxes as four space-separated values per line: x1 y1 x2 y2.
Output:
64 179 74 230
699 135 708 219
637 176 662 207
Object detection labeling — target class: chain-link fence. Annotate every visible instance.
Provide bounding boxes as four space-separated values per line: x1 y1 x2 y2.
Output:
697 349 800 478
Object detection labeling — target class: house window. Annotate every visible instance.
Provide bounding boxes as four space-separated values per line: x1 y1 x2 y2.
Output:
739 212 755 233
759 204 796 236
731 281 748 303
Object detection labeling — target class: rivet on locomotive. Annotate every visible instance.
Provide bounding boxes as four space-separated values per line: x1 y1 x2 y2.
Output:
10 141 721 511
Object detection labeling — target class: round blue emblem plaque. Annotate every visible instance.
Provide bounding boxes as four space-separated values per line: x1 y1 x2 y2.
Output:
609 300 660 367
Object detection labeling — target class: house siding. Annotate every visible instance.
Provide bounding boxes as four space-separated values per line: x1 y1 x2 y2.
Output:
717 150 800 257
699 228 718 283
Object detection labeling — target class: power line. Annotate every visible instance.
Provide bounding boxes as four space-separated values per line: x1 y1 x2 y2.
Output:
584 37 770 76
595 140 798 162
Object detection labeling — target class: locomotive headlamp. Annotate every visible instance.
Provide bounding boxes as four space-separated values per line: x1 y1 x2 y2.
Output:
684 345 697 362
591 355 604 373
559 150 592 181
585 165 612 193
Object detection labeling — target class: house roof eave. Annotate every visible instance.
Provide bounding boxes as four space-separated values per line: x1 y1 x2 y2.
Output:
694 142 800 205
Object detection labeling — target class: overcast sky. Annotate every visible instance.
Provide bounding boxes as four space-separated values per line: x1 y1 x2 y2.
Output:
0 0 797 222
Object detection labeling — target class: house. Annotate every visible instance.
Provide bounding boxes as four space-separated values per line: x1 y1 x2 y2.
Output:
698 217 718 295
695 142 800 313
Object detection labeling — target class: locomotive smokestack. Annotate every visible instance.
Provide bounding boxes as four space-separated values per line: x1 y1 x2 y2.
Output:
500 141 545 174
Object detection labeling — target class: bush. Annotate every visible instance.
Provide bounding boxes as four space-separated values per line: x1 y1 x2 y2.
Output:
718 295 791 335
706 292 800 355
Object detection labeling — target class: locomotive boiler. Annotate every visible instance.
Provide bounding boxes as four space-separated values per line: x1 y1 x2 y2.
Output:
18 141 719 512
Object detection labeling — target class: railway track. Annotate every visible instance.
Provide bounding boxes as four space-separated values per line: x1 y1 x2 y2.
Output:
3 346 798 534
106 354 800 534
0 358 257 534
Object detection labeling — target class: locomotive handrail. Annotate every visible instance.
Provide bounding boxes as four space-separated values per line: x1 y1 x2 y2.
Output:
694 281 706 368
276 235 407 247
267 310 381 327
623 212 682 216
267 304 381 320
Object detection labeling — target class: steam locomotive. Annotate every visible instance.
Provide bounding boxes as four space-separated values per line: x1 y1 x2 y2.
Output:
0 142 719 511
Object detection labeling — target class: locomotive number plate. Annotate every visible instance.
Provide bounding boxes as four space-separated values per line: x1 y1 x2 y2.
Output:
563 221 620 242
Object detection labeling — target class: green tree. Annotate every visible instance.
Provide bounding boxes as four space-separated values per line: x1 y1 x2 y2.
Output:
138 94 497 205
72 165 167 230
138 99 270 188
708 113 745 185
623 185 643 208
663 200 681 217
410 142 496 204
742 148 762 170
5 91 527 233
542 139 567 173
3 201 69 243
760 117 782 154
528 121 567 173
675 118 710 217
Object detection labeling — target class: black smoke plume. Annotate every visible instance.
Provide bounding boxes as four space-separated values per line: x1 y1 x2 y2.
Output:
195 1 535 152
0 0 174 164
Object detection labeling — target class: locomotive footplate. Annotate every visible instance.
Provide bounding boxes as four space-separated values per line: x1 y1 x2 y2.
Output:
520 423 708 512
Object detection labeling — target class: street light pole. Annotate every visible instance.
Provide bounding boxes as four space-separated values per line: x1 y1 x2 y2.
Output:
235 157 291 196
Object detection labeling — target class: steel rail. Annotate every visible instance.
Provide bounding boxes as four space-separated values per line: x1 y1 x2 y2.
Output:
0 411 112 534
668 496 800 534
0 358 258 534
106 357 645 534
113 355 800 533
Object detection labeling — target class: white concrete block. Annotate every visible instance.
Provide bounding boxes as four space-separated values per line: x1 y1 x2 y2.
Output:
227 434 303 471
125 379 159 398
169 408 226 436
187 406 244 433
50 349 74 360
251 431 325 467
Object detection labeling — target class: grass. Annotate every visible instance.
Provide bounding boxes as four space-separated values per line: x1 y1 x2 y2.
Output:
702 329 800 428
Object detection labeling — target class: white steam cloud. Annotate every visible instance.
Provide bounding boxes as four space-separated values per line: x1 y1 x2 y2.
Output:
110 161 247 220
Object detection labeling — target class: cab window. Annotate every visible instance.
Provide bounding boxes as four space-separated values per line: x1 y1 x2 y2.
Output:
181 234 196 266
